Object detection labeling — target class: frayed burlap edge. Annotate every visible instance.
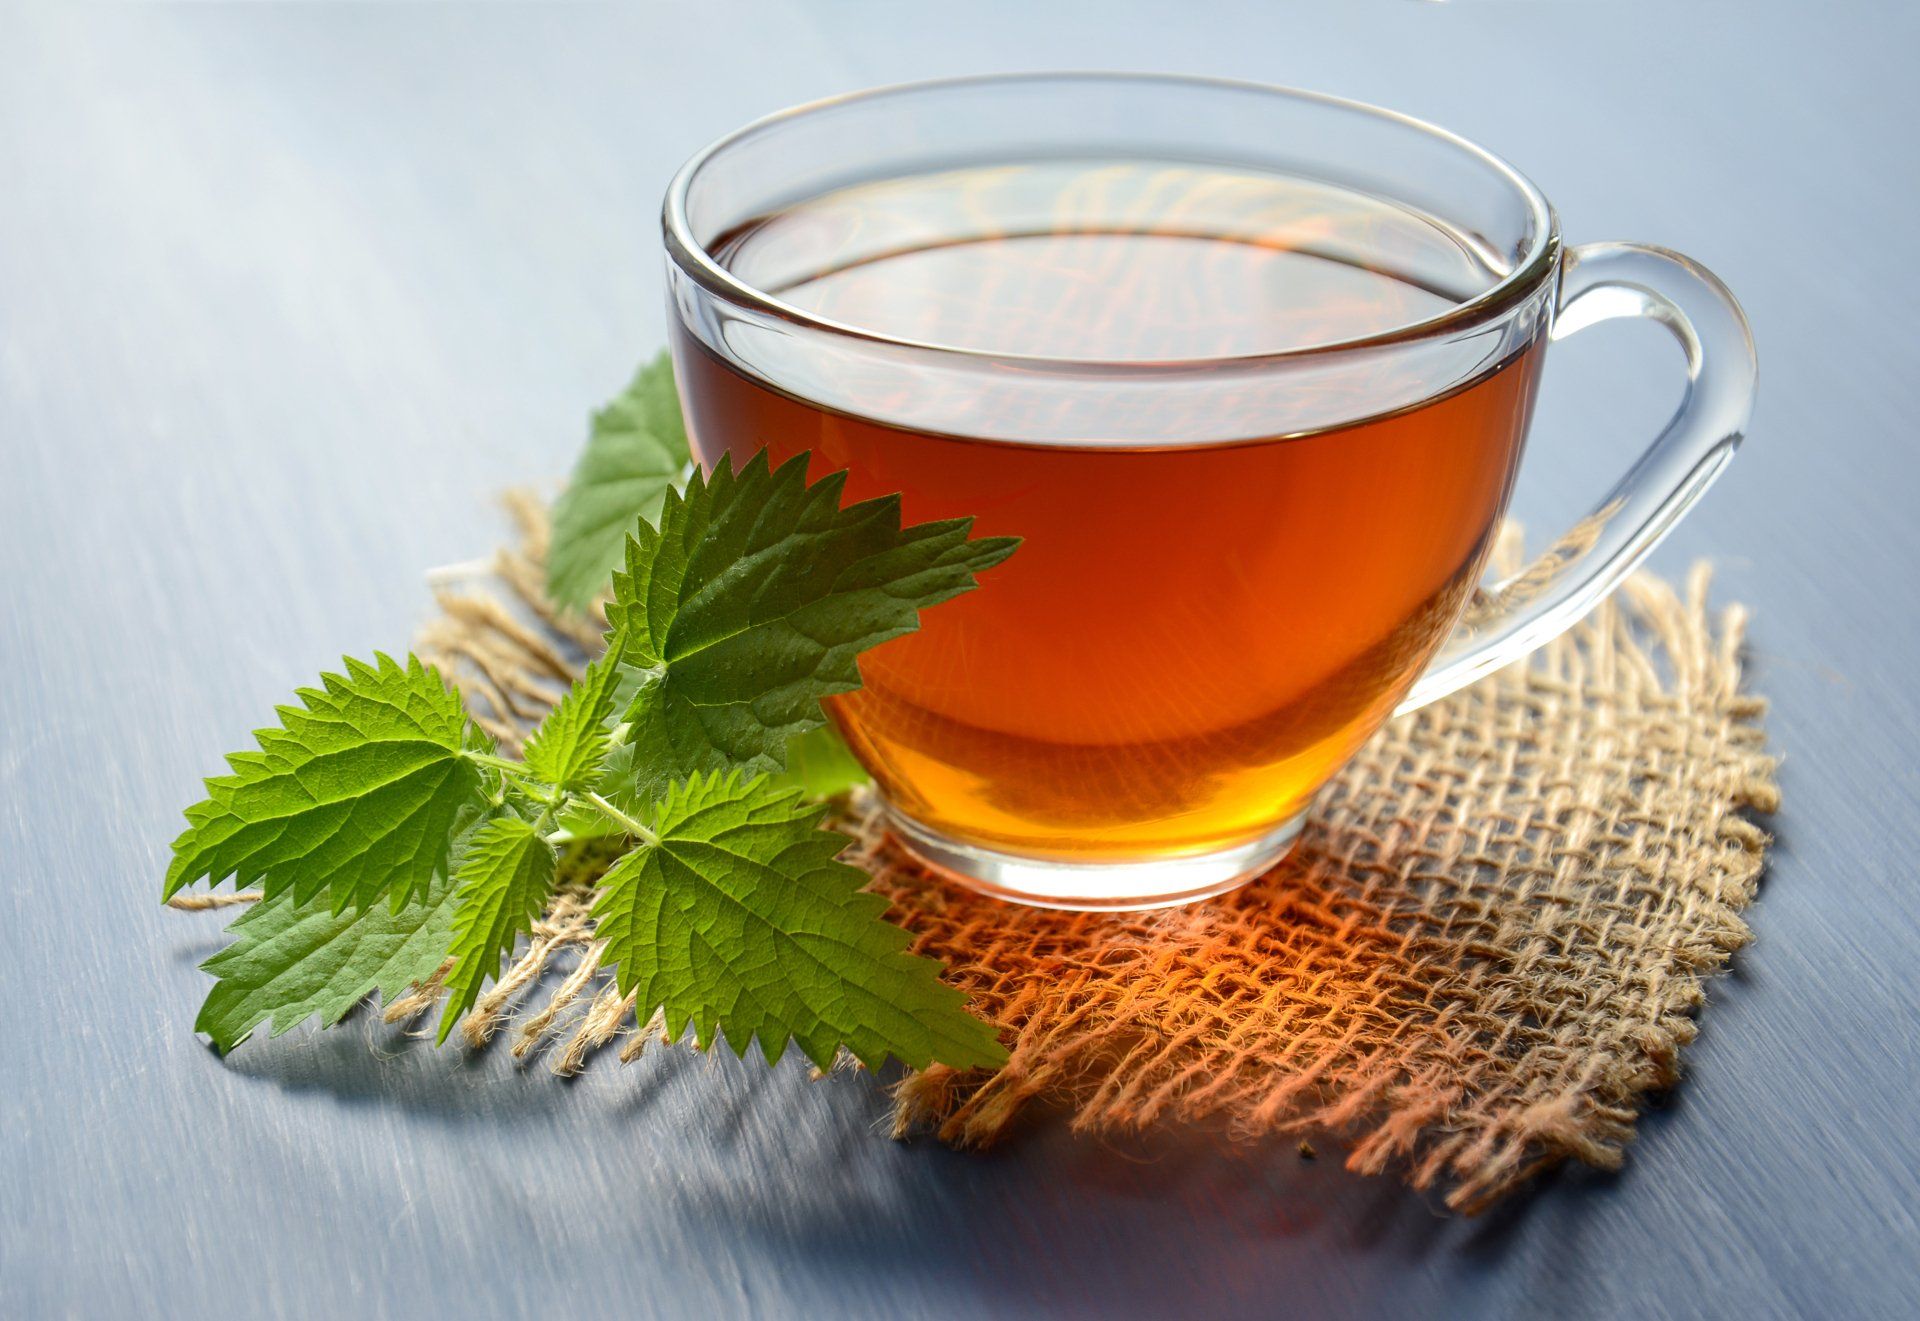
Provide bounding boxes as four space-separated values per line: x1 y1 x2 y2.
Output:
865 554 1778 1212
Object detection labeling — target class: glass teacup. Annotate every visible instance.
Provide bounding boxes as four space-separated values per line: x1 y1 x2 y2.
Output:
662 74 1755 910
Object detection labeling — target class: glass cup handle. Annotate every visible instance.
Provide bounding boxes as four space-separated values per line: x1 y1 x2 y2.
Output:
1396 241 1757 715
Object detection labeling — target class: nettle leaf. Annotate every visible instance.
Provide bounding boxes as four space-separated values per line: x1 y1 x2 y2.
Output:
593 770 1007 1073
437 816 558 1042
546 352 690 609
521 642 625 792
195 857 464 1053
164 653 491 913
606 451 1018 805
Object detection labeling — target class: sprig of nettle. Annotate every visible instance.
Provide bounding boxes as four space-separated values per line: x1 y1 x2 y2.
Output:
165 353 1016 1075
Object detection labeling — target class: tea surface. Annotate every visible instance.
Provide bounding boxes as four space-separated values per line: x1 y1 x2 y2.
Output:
715 161 1501 360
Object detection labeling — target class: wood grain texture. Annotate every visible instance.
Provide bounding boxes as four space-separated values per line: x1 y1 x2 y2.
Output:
2 3 1916 1318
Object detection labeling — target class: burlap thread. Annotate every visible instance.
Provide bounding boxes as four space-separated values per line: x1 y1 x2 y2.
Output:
180 493 1776 1213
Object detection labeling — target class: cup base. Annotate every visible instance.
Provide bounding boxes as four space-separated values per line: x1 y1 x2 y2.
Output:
879 805 1307 911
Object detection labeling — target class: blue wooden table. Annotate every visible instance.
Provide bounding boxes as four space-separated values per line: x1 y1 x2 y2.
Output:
5 3 1917 1317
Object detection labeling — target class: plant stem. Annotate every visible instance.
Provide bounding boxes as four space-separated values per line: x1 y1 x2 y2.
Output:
464 748 565 806
465 750 531 777
583 792 658 846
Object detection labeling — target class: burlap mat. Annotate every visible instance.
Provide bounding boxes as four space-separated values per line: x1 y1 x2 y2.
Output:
391 493 1776 1213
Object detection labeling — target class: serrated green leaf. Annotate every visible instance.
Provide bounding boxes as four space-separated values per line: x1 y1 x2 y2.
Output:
436 816 558 1042
521 640 625 792
770 724 870 799
546 352 690 609
593 770 1006 1072
164 653 491 913
194 857 464 1053
606 452 1017 805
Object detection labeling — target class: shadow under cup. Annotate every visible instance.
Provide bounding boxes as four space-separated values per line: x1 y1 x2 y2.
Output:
662 75 1748 910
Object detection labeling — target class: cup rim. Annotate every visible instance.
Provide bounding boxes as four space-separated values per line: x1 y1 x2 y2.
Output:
661 72 1561 371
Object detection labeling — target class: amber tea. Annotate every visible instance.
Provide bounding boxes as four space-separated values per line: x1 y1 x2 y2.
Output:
672 162 1545 870
663 77 1754 909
